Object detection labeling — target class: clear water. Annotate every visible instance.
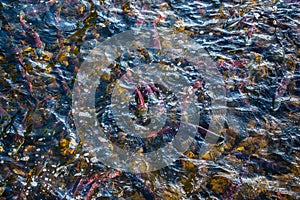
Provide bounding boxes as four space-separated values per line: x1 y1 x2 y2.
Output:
0 0 299 199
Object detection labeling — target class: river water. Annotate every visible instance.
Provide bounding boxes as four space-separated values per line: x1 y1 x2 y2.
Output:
0 0 299 199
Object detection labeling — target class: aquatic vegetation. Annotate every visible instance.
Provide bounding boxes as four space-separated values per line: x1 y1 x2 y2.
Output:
0 0 299 199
